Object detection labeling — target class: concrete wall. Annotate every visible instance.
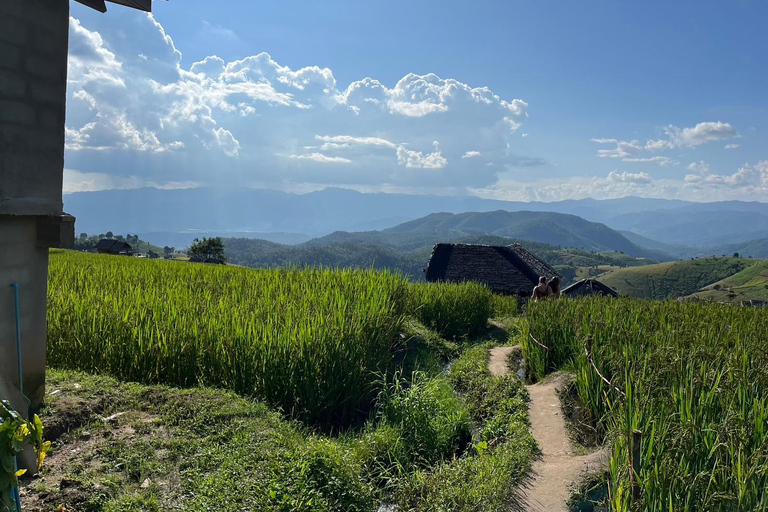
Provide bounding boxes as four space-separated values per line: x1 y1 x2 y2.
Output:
0 0 69 217
0 0 70 414
0 217 50 411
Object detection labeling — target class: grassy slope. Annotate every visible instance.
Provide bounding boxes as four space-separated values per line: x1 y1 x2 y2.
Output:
688 259 768 303
600 257 755 299
25 314 535 512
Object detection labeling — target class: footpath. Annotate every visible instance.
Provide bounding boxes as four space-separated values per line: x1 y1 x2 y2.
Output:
488 347 607 512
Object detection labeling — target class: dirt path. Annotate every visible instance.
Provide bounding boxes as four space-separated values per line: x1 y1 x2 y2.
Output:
487 347 607 512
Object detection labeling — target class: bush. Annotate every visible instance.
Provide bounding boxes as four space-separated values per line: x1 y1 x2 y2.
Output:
408 282 492 339
360 372 472 486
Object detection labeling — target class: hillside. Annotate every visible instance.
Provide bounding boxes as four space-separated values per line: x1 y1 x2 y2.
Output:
223 233 654 284
688 260 768 303
600 257 755 299
386 211 666 260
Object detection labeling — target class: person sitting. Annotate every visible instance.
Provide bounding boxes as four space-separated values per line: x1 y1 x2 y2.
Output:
532 276 549 301
547 276 561 298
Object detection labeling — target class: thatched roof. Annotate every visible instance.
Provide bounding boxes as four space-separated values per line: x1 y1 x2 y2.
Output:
562 278 619 298
95 239 133 254
425 243 559 295
75 0 151 13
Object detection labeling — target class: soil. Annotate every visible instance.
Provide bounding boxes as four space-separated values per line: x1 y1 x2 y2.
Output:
488 347 607 512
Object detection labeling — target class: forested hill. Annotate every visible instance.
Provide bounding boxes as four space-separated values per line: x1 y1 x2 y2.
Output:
223 234 653 283
384 210 666 260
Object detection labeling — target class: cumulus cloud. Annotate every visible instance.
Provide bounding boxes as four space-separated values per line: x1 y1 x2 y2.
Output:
396 141 448 169
64 13 534 193
725 144 740 150
462 151 481 159
666 121 736 148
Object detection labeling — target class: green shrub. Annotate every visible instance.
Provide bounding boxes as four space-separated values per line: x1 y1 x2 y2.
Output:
408 282 492 339
359 372 472 487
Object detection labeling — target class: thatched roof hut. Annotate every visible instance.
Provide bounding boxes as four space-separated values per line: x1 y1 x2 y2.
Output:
562 278 619 298
425 243 559 296
95 239 133 255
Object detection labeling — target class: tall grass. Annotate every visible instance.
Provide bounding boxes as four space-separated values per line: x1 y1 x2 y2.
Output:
47 250 408 427
524 298 768 511
408 282 492 339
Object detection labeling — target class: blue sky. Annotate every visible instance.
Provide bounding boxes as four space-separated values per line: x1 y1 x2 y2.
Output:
64 0 768 201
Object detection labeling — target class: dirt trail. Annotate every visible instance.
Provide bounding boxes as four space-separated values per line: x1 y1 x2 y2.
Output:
487 347 607 512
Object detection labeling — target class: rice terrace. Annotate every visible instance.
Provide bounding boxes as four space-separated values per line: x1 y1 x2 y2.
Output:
3 0 768 511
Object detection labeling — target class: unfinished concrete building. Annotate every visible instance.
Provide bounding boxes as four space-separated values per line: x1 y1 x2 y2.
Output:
0 0 151 445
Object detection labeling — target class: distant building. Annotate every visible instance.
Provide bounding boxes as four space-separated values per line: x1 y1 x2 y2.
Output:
562 278 619 298
425 243 559 296
95 239 134 255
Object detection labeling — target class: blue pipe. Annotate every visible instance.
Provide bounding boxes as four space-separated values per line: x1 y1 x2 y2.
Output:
10 284 22 512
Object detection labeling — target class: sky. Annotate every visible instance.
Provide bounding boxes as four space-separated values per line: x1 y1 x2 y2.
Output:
63 0 768 202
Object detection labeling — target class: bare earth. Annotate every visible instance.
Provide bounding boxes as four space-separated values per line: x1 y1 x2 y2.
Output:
487 347 607 512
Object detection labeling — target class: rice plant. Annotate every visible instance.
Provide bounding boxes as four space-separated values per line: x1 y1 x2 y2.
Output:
47 250 409 427
524 297 768 511
408 281 492 339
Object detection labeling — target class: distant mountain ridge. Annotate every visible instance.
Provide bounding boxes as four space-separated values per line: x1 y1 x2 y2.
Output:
64 187 768 249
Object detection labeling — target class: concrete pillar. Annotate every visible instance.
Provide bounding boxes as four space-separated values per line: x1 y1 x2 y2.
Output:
0 0 70 415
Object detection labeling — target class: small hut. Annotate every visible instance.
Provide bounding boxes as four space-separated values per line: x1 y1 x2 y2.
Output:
425 243 559 296
562 278 619 298
95 239 134 255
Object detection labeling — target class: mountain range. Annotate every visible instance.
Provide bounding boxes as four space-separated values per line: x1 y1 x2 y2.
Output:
64 187 768 257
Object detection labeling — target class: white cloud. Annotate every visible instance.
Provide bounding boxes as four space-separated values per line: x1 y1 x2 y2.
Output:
725 144 740 150
521 133 530 138
607 171 652 184
462 151 481 159
591 138 642 158
593 122 738 161
64 14 532 192
290 153 352 164
666 121 736 148
396 141 448 169
622 156 674 166
314 135 397 149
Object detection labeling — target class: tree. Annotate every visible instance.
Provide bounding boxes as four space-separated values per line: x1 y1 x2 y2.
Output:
105 231 114 239
148 250 159 259
79 232 88 239
733 252 740 258
188 237 226 261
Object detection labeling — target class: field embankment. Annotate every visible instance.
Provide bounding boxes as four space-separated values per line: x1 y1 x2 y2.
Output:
524 298 768 511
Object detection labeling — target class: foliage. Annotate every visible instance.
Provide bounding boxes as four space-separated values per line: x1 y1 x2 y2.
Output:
524 297 768 511
395 346 535 511
1 402 49 511
408 282 492 339
368 373 471 475
188 237 226 261
47 250 407 428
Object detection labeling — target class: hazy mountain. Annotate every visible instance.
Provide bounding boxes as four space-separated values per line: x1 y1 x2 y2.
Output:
64 187 768 248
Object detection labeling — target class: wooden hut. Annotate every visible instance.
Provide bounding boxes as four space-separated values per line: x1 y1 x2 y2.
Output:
425 243 559 296
95 239 134 255
561 278 619 298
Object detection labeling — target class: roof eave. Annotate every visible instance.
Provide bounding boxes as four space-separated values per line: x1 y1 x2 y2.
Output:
75 0 152 13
